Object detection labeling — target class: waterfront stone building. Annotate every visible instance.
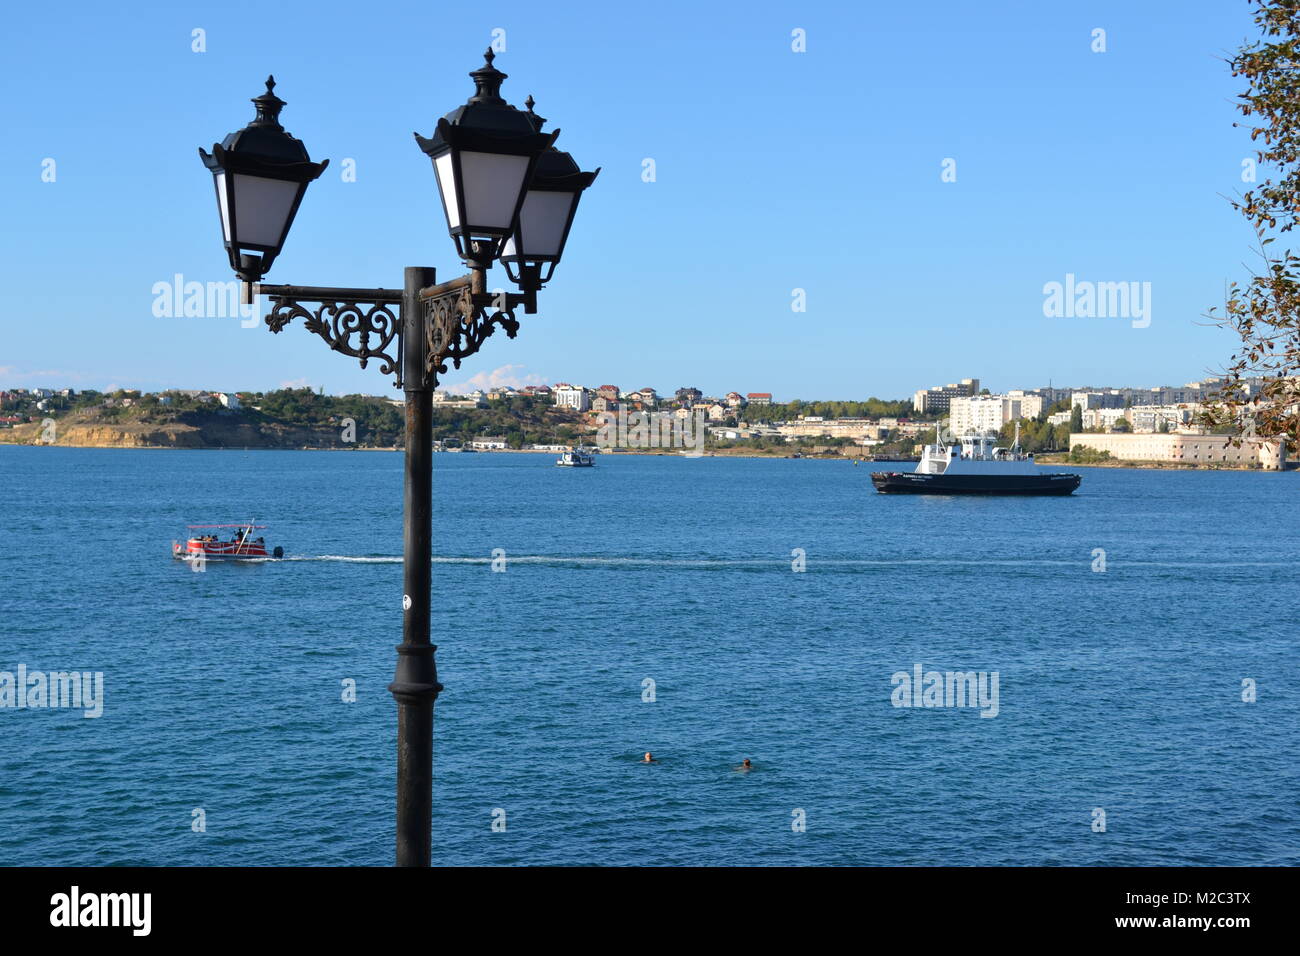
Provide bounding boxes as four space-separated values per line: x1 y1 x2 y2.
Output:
1069 432 1285 469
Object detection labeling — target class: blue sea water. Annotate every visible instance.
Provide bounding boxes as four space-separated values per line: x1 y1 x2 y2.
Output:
0 445 1296 866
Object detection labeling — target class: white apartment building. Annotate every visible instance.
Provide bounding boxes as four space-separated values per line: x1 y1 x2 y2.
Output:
553 384 590 412
949 393 1042 436
431 392 486 408
1053 403 1200 432
948 396 1005 436
912 378 979 414
1072 390 1126 411
1006 390 1043 419
1127 404 1197 432
1081 407 1131 430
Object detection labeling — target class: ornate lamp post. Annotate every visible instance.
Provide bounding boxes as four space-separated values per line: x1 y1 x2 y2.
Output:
198 50 597 867
199 77 328 284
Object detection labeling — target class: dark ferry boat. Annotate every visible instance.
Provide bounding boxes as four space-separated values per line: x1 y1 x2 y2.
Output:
871 427 1081 496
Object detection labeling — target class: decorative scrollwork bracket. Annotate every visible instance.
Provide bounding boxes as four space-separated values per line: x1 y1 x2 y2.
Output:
417 274 534 391
420 287 524 388
259 284 405 387
254 273 535 391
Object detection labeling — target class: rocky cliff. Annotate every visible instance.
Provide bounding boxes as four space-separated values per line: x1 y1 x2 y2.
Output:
0 414 366 449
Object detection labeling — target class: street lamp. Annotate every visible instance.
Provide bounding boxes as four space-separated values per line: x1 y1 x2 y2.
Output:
499 97 600 292
415 50 556 268
199 76 328 284
198 50 595 867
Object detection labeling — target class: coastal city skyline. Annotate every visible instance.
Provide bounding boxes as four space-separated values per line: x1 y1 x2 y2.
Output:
0 369 1249 407
7 370 1281 470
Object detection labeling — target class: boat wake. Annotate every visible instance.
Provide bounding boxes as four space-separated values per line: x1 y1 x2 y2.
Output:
283 555 403 563
278 555 1291 569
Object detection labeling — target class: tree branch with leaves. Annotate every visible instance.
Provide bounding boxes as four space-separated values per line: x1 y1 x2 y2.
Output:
1205 0 1300 451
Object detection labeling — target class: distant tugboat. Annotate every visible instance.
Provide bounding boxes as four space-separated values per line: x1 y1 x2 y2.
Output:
871 426 1081 496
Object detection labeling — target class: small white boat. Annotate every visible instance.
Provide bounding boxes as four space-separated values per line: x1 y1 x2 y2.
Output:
556 449 595 467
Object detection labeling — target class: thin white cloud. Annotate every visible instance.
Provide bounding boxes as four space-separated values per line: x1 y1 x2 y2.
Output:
440 364 547 393
0 367 94 387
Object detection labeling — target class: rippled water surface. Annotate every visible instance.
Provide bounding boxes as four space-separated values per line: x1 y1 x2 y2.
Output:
1 446 1296 865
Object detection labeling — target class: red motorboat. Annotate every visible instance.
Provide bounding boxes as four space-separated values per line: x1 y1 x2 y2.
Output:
172 523 283 562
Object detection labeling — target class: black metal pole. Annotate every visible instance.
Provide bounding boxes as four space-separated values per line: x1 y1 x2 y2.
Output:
390 265 441 866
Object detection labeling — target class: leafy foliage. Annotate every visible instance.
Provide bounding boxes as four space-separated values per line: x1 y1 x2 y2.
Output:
5 387 591 449
1206 0 1300 449
996 417 1068 452
247 390 585 447
740 398 913 423
1068 445 1113 464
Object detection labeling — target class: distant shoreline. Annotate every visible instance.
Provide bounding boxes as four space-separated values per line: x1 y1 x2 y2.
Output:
1 442 1291 470
0 442 804 459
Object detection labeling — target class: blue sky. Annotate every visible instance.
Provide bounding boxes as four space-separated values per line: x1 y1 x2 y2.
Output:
0 0 1267 400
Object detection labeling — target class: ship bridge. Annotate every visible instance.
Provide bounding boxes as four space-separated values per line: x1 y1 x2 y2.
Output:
917 432 1039 476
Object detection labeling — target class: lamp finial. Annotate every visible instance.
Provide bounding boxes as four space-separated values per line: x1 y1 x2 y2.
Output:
251 74 286 128
468 48 508 104
524 95 547 132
